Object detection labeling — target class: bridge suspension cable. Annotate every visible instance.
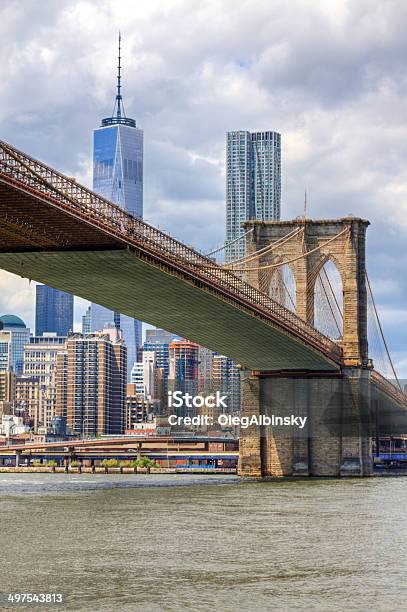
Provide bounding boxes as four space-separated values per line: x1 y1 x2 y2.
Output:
316 271 342 338
0 138 346 366
233 225 346 339
321 266 343 321
220 227 350 272
366 272 402 392
226 227 303 267
204 228 254 257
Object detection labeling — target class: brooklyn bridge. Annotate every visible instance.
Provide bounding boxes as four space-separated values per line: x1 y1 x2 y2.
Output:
0 140 405 478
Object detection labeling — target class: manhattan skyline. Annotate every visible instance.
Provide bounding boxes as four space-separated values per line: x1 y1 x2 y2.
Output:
0 0 406 377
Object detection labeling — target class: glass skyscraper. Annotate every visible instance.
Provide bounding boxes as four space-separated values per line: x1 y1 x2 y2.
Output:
225 130 281 262
143 329 178 379
90 34 143 380
93 123 143 217
0 314 31 375
35 285 73 337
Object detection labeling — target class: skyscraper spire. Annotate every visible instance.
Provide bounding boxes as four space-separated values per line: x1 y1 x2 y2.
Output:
101 32 136 128
116 32 122 119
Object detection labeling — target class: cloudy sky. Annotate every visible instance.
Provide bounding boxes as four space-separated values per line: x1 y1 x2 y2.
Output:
0 0 406 376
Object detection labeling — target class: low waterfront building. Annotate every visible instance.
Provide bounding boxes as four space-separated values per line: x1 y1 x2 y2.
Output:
125 383 155 428
0 414 30 437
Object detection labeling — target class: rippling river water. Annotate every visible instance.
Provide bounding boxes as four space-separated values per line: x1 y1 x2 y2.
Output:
1 474 407 611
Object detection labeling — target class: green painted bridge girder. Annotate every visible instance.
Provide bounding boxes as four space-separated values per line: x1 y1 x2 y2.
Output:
0 248 339 372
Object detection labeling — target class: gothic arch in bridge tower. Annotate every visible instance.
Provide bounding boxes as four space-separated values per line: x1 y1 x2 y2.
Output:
244 217 369 367
312 258 343 342
267 262 296 314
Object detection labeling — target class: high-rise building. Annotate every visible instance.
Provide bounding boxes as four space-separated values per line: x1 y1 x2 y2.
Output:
0 371 16 417
141 351 158 400
15 375 43 432
57 328 126 436
197 347 241 414
197 346 214 393
90 34 143 381
0 315 31 375
168 340 199 416
143 329 178 379
82 306 91 335
130 350 164 407
35 285 73 337
130 362 145 396
88 306 140 382
212 353 240 414
23 333 67 430
55 351 68 423
0 371 16 403
0 329 12 373
225 130 281 261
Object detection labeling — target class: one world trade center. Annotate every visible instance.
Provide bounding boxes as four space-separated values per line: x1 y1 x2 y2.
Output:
90 34 142 379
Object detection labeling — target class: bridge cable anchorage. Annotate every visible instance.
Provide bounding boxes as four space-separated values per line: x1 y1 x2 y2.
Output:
217 227 351 272
224 227 304 267
365 272 402 392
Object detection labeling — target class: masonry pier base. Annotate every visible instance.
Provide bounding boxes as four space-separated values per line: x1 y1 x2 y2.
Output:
238 369 373 478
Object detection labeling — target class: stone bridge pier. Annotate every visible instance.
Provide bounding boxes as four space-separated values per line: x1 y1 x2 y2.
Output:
238 369 373 477
238 216 374 477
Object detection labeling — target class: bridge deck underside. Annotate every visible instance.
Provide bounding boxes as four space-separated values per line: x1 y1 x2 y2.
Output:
0 179 338 371
0 249 336 371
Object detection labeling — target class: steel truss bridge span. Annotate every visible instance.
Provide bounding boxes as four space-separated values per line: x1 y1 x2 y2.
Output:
0 140 342 371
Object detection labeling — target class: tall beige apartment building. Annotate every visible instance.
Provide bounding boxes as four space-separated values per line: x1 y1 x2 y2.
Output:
56 329 127 436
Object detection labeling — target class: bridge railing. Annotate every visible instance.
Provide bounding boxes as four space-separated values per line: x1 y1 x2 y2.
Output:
371 370 406 406
0 140 342 363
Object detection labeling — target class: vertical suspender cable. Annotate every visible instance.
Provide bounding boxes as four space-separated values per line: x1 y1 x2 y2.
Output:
366 272 402 392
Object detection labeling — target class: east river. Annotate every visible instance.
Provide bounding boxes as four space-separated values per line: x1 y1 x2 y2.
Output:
1 474 407 611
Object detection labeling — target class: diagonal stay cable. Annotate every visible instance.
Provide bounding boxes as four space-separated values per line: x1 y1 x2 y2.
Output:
225 227 304 267
216 227 350 272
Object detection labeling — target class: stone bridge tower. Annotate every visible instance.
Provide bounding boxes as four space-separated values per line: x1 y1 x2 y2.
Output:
239 217 373 479
244 216 370 366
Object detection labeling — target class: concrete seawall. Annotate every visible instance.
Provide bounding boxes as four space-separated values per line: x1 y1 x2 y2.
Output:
0 466 237 475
